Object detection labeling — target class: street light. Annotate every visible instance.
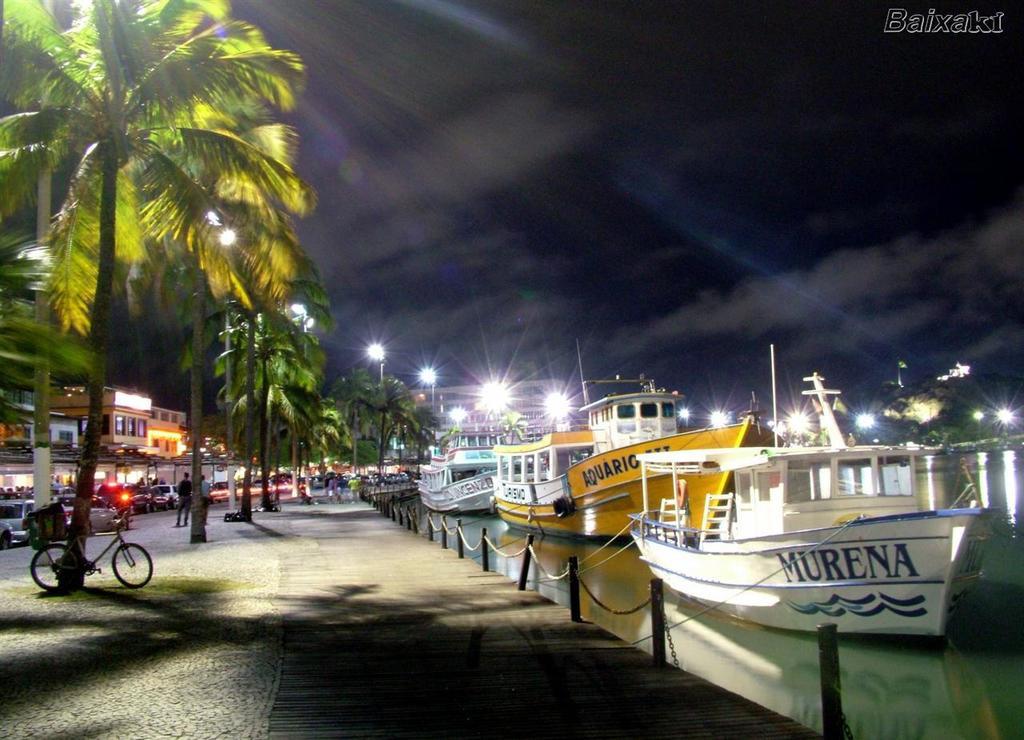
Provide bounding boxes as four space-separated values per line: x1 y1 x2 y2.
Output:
419 367 437 409
480 381 510 415
709 410 729 428
544 392 571 422
450 407 468 426
678 407 690 424
855 413 876 431
367 343 385 382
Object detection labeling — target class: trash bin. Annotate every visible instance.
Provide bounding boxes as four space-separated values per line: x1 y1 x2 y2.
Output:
28 503 67 550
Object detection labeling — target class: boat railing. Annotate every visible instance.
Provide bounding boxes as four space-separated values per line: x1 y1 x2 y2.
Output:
636 512 702 548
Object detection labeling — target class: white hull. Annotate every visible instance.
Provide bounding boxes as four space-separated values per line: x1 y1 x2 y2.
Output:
418 471 495 514
632 510 990 636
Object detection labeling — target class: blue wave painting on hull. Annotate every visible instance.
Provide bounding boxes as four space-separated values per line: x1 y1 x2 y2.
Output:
788 592 927 618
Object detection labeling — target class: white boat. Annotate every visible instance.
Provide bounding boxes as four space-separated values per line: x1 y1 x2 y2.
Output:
630 373 993 636
418 432 499 514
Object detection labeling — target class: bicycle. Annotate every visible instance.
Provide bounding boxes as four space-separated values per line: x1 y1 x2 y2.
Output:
30 514 153 592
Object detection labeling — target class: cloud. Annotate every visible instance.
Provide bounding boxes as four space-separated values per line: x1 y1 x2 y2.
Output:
614 189 1024 369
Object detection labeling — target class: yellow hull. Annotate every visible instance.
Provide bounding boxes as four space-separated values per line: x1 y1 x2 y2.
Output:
496 420 769 538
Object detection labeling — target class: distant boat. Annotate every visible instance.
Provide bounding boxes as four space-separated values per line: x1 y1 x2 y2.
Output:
418 432 499 514
630 373 994 636
493 379 772 538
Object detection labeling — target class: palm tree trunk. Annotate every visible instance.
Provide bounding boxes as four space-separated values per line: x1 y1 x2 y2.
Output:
351 407 358 473
259 355 272 509
63 142 118 591
241 313 256 521
189 266 207 544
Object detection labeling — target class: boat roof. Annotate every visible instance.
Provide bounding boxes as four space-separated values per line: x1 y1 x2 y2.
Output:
579 391 680 413
636 444 933 473
494 430 593 454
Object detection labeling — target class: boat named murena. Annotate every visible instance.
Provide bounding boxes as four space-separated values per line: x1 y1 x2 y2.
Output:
630 373 993 636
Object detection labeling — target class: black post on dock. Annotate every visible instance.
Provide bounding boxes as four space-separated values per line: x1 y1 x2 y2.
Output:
456 519 464 558
441 516 448 549
650 578 666 668
397 504 404 527
818 623 843 740
390 497 396 522
517 534 535 591
568 556 581 623
427 515 434 542
481 527 489 572
406 507 413 531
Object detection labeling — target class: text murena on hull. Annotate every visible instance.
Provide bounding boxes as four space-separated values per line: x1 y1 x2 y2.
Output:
629 373 993 637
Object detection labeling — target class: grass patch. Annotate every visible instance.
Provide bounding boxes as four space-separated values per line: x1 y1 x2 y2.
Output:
141 577 254 595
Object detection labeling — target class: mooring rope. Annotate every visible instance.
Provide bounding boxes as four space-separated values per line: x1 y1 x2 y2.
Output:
579 576 652 615
526 544 571 581
483 534 530 558
579 537 638 575
579 518 635 565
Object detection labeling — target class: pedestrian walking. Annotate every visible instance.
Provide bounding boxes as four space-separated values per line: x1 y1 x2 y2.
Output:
200 475 212 507
327 475 338 503
175 473 193 527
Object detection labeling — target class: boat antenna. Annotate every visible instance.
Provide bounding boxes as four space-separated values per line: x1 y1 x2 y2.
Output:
576 338 589 405
770 344 779 446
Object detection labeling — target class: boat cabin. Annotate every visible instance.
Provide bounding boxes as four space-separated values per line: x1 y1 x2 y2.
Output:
580 392 680 454
640 446 926 539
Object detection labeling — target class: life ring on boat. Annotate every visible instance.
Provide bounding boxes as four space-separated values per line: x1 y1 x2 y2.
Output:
675 479 689 514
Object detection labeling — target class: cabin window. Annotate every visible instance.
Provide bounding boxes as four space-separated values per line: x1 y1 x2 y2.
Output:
617 405 636 419
783 462 831 501
734 472 753 505
569 447 593 465
837 459 875 496
879 457 913 496
512 457 523 481
525 455 536 481
539 451 551 480
556 449 574 472
115 415 125 436
662 402 675 418
786 462 814 503
640 403 658 418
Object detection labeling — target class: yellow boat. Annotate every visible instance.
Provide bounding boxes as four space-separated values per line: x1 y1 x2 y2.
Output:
494 390 771 538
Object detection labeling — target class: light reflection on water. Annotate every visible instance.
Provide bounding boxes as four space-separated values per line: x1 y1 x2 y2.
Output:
430 451 1024 739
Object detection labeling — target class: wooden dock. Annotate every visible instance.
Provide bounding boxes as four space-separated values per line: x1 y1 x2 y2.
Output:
267 502 818 738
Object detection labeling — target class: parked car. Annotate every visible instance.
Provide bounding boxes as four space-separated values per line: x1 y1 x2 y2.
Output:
94 482 134 513
129 486 155 514
0 500 34 547
149 484 178 510
210 481 230 503
56 494 119 533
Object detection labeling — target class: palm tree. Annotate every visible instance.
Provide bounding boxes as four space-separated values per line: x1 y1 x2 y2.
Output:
372 376 417 474
0 0 305 581
0 231 87 422
333 369 376 473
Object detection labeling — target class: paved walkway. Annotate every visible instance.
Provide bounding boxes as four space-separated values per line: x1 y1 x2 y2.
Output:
0 500 818 738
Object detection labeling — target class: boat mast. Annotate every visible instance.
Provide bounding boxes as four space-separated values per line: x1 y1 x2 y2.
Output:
770 344 779 446
802 372 847 448
576 338 589 406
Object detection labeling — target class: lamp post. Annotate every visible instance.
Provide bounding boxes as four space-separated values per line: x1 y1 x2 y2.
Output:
217 224 238 510
419 367 437 411
367 343 385 383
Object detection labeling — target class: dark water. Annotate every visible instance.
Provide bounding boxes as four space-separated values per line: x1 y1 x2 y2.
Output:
431 451 1024 739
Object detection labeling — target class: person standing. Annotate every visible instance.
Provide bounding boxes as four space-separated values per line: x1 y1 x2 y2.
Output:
175 473 193 527
200 474 212 506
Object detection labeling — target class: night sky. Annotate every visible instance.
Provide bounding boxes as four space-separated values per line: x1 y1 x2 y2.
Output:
116 1 1024 417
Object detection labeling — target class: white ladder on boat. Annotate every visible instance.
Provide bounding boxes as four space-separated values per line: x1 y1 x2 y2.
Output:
700 492 734 544
659 497 685 526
